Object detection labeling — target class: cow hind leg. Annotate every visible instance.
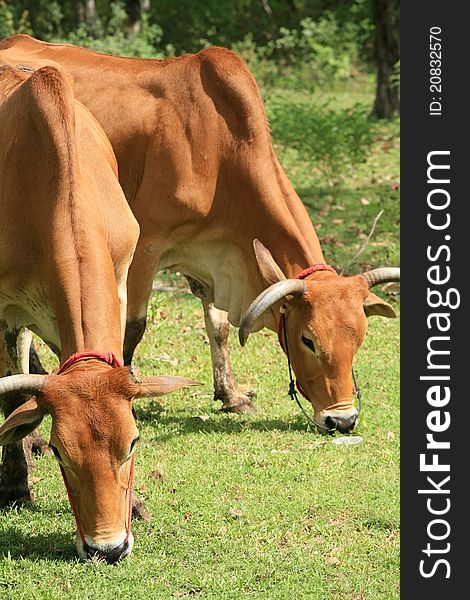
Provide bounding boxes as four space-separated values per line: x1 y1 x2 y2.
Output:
0 327 35 507
0 417 35 508
201 300 256 413
123 258 158 518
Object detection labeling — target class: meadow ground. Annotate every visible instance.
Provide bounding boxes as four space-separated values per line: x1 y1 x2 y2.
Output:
0 77 399 600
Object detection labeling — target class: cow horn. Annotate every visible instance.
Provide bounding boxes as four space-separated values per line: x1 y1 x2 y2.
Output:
239 279 307 346
0 374 48 396
361 267 400 288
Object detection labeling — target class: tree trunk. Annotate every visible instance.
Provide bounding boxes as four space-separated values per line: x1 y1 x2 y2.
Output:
75 0 97 25
84 0 97 24
127 0 150 34
371 0 400 119
71 0 81 27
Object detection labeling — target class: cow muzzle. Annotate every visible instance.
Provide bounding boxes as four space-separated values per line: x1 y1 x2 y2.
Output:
315 408 358 435
76 531 134 564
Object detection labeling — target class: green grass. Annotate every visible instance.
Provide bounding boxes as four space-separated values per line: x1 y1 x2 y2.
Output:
0 82 399 599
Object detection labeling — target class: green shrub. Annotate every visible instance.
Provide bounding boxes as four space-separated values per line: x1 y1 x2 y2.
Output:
269 15 357 81
54 1 169 59
0 1 14 39
267 97 377 186
233 11 373 92
0 0 32 39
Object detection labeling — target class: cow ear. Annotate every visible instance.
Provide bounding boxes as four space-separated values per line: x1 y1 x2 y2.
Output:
130 373 201 399
364 292 397 318
253 239 286 287
0 397 45 445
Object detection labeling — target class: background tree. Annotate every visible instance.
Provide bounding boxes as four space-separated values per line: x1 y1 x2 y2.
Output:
82 0 97 25
370 0 400 118
127 0 150 34
0 0 400 116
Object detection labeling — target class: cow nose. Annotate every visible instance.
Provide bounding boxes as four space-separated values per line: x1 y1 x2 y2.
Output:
83 539 131 564
324 413 357 434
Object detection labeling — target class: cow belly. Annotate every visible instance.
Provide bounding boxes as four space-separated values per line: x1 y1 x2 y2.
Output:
158 242 257 328
0 288 59 351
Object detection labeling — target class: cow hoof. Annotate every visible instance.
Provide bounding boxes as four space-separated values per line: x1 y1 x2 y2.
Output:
30 433 52 457
221 401 256 414
132 496 152 521
218 387 257 413
219 389 257 414
0 484 34 509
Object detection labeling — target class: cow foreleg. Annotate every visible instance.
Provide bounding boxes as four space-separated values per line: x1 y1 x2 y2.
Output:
123 247 157 366
124 307 153 520
123 317 147 366
202 301 256 413
0 327 34 507
123 259 155 519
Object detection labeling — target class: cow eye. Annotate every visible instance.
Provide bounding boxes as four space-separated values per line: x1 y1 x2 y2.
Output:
301 335 316 353
49 444 62 462
129 436 139 454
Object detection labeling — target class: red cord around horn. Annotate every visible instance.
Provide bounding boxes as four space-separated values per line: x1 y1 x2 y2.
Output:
277 263 337 353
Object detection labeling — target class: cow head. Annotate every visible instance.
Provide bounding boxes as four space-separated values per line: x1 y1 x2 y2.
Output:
0 365 197 562
239 240 399 434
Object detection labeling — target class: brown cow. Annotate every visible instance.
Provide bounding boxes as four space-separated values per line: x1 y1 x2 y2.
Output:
0 61 195 562
0 35 399 435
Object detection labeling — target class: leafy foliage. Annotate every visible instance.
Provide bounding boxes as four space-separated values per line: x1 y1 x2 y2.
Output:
0 0 32 38
233 14 367 92
267 97 377 185
1 1 401 115
1 1 375 72
61 2 167 58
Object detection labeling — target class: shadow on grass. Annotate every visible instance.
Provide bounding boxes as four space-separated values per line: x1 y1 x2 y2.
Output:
0 499 79 562
135 403 317 442
0 526 76 561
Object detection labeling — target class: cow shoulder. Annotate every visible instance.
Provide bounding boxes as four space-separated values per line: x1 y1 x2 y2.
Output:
195 46 269 142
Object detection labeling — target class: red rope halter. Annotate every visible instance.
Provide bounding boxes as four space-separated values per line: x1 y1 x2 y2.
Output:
57 350 134 547
276 264 337 402
275 264 362 421
57 351 123 374
60 455 135 547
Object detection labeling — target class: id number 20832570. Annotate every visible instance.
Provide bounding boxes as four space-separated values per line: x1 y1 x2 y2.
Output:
429 26 442 116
